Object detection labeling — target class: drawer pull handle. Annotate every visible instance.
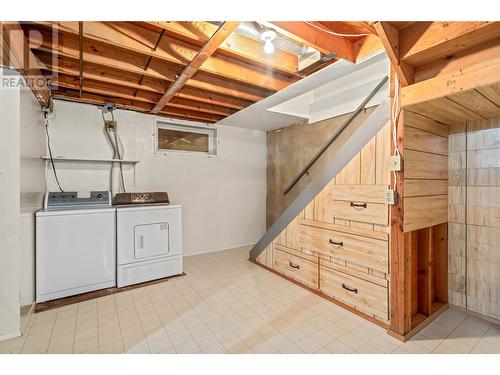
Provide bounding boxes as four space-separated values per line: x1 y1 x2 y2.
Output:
329 239 344 247
342 283 358 294
350 202 367 209
289 262 300 269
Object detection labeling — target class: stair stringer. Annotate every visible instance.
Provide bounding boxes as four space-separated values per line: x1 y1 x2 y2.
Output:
249 98 391 260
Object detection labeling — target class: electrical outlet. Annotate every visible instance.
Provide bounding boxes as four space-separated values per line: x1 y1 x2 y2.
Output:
390 155 402 171
104 120 117 131
384 189 397 205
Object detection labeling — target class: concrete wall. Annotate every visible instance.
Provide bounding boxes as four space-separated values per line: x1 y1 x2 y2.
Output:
46 100 267 255
266 107 376 228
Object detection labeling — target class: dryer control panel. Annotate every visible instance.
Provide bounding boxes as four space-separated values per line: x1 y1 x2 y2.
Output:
44 191 111 210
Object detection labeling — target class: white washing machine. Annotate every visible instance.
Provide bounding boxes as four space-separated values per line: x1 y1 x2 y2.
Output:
36 191 116 303
116 204 182 287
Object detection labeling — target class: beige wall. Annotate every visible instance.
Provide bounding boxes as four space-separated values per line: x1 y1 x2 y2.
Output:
0 74 21 340
266 107 377 228
46 100 267 255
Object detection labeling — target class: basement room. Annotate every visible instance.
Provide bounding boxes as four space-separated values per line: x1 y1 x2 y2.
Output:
1 0 499 372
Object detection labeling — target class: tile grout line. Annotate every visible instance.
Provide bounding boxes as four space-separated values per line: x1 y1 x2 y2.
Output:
111 293 126 354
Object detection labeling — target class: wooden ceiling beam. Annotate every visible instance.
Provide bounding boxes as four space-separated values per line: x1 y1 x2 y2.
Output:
43 55 251 110
413 38 500 83
52 74 237 117
53 90 224 123
401 55 500 107
31 43 270 103
398 21 500 67
374 22 414 86
26 22 295 93
353 34 384 62
0 22 52 108
152 22 240 113
317 21 377 37
268 21 355 62
143 21 299 75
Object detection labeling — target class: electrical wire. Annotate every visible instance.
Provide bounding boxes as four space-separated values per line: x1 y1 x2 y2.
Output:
44 112 64 192
111 110 126 193
391 75 401 193
102 111 115 192
304 21 371 38
102 108 126 194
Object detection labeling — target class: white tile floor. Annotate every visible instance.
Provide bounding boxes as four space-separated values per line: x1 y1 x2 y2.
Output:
1 246 499 354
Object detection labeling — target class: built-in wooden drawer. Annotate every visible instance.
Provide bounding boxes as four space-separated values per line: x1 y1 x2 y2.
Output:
273 248 319 288
330 185 388 204
274 244 317 263
299 225 388 273
330 200 388 226
320 265 389 322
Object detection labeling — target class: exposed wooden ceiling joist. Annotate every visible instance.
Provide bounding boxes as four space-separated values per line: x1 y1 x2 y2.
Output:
398 21 500 67
268 21 355 62
32 41 271 103
143 21 299 75
401 54 500 107
54 89 225 123
52 74 237 117
316 21 376 38
0 21 52 108
26 22 296 93
10 21 497 125
40 59 261 110
373 22 414 86
152 21 240 113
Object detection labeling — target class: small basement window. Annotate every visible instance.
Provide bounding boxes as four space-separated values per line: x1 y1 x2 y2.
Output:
155 121 217 156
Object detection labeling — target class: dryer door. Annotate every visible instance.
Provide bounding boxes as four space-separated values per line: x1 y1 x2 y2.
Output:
134 222 169 259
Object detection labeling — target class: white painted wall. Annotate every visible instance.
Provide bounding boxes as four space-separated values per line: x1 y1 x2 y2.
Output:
19 87 45 307
46 100 267 255
0 78 21 340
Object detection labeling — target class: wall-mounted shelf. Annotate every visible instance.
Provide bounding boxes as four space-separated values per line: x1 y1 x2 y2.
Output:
40 156 139 164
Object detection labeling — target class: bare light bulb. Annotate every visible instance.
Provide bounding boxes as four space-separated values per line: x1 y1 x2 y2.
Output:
264 39 275 54
260 29 277 55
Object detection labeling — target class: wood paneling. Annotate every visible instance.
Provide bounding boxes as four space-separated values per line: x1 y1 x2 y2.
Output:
404 195 448 232
404 179 448 197
256 111 391 326
449 90 500 119
404 111 449 137
409 97 485 124
404 149 448 180
336 154 361 184
360 137 376 184
478 82 500 107
376 122 392 185
404 126 448 156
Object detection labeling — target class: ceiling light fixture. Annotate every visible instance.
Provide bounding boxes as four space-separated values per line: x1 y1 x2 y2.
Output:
260 30 277 54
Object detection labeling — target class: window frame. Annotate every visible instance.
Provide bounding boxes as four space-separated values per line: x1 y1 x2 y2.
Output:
154 118 217 157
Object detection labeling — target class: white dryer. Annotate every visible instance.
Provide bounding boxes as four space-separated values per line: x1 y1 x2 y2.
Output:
116 204 182 287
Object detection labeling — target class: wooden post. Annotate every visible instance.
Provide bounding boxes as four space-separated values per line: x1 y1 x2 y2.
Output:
389 65 412 337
